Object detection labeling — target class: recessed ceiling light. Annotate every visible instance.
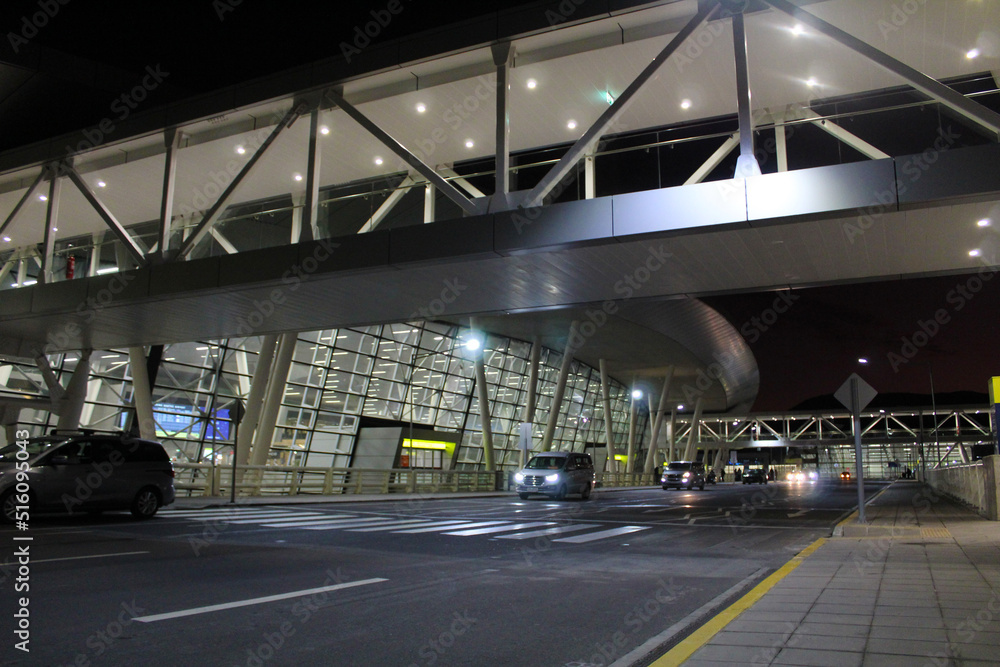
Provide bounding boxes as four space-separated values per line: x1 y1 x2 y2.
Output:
465 139 474 148
2 236 10 242
967 48 981 60
96 180 106 188
858 358 869 364
526 79 537 89
791 24 805 37
38 194 47 201
978 218 991 227
236 145 246 155
51 227 57 232
374 157 384 165
293 173 303 182
319 126 330 135
567 120 577 130
415 102 427 113
969 249 981 257
680 99 692 110
806 77 819 88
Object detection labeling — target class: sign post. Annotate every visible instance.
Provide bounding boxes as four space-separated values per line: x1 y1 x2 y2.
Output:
835 373 877 524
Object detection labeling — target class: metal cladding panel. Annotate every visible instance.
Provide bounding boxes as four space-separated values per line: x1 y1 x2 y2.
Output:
390 215 497 265
897 143 1000 206
746 159 898 223
612 181 748 240
86 268 150 303
0 286 32 316
303 231 390 275
30 280 89 314
495 198 614 256
218 245 301 287
148 257 221 296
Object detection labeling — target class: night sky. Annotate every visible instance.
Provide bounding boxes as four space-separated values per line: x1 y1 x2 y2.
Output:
1 1 997 412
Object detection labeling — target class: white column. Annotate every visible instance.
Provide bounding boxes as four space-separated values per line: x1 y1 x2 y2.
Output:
541 322 578 452
129 347 156 439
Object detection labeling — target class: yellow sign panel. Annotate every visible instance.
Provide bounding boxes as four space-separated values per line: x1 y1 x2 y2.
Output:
991 377 1000 405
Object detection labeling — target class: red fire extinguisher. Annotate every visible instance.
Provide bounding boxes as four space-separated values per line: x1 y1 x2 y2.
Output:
66 255 76 280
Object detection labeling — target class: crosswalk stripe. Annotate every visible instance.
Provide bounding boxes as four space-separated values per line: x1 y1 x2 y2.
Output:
496 524 597 540
443 521 555 536
255 515 361 528
186 512 307 521
161 508 292 516
347 520 436 532
394 520 508 534
302 518 402 531
224 513 329 524
388 520 475 533
552 526 650 543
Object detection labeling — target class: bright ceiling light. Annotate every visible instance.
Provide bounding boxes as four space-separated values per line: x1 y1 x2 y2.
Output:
464 337 482 352
567 119 577 130
374 157 384 165
677 404 685 410
858 358 869 364
38 194 47 201
465 139 474 148
791 24 805 37
967 48 981 60
96 180 106 188
319 125 330 135
604 90 616 105
415 102 427 113
806 77 819 88
969 249 981 257
680 99 692 110
236 145 246 155
977 218 991 227
2 236 10 242
631 389 643 399
526 79 537 89
293 173 303 182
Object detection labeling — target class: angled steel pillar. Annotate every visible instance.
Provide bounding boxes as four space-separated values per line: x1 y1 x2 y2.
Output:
765 0 1000 139
668 407 678 461
236 334 279 469
626 388 638 474
209 228 239 254
358 176 415 233
682 397 704 462
156 129 182 262
439 167 486 198
40 165 61 285
177 104 304 259
644 367 674 475
541 322 579 452
423 184 436 223
731 10 761 178
792 106 890 159
326 89 480 216
301 107 322 243
523 336 541 426
56 349 92 431
34 354 65 405
685 134 741 185
128 347 156 439
469 319 495 471
599 359 618 474
250 333 297 468
491 41 514 211
64 165 145 266
0 169 46 240
523 2 720 208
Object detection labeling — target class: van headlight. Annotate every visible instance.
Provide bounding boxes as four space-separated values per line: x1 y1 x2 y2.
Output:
514 473 524 482
545 474 559 483
682 472 691 478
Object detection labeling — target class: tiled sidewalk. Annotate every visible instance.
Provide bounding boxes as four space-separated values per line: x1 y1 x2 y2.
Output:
677 481 1000 666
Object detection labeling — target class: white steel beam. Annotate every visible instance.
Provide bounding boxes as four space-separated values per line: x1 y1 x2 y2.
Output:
0 169 46 240
790 106 890 160
209 228 239 254
492 41 514 210
731 10 761 177
684 133 741 185
438 167 486 198
40 166 61 284
64 165 145 265
358 176 415 233
156 129 182 261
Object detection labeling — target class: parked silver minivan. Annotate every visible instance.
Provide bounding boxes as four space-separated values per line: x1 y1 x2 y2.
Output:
514 451 594 500
0 431 176 522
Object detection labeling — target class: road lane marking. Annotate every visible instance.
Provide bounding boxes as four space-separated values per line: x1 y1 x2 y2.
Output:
224 513 328 524
394 521 508 534
553 526 649 543
301 518 401 531
3 551 149 565
443 522 555 536
496 524 595 540
787 509 810 518
347 520 435 532
391 520 480 533
134 579 389 623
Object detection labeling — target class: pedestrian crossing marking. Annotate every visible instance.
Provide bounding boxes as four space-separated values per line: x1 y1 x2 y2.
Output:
443 522 555 536
552 526 650 543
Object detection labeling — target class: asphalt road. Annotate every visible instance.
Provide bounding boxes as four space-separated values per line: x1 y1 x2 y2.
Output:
0 480 886 667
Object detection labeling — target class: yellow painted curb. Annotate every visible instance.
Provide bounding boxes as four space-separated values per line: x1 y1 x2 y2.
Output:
650 538 827 666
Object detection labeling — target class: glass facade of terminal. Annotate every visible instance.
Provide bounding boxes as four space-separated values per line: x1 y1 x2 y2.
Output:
7 321 640 470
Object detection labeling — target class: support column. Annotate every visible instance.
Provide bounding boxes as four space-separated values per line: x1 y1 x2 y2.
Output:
156 129 181 261
541 322 578 452
626 390 638 474
469 319 495 471
423 184 436 223
584 154 596 199
128 347 156 439
731 10 762 178
250 333 296 467
40 165 61 285
775 114 789 172
682 397 704 461
520 337 541 467
301 108 321 242
236 335 279 468
56 349 92 431
668 407 677 462
643 368 674 475
491 41 514 211
599 359 618 474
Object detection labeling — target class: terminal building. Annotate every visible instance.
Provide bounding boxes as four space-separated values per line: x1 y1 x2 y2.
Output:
1 0 998 492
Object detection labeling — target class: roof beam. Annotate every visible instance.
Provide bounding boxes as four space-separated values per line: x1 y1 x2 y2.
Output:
0 169 46 240
325 89 480 217
684 133 741 185
64 164 146 266
791 106 890 160
522 1 721 209
765 0 1000 140
358 176 415 233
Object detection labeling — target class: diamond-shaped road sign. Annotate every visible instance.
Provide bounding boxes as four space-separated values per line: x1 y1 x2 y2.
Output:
835 373 877 412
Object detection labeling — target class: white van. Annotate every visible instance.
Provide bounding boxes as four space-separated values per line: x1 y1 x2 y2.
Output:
514 451 595 500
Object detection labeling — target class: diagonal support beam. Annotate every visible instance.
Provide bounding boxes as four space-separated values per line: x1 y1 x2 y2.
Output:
358 176 415 233
732 9 761 177
156 128 182 262
685 133 741 185
791 106 890 160
522 2 720 208
176 105 304 259
40 166 60 284
765 0 1000 139
438 166 486 198
64 164 145 266
0 169 47 240
209 227 239 254
326 89 479 217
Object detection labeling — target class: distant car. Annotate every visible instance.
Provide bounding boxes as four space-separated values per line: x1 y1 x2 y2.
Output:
515 451 594 500
840 470 852 481
742 469 767 485
661 461 705 490
0 430 175 523
787 470 805 482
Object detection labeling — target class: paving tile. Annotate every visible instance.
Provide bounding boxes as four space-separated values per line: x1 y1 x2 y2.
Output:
708 630 793 648
875 604 942 617
783 633 866 653
677 659 737 667
682 644 758 663
802 612 873 626
735 611 809 624
789 622 868 638
951 642 1000 661
945 628 1000 646
752 601 815 613
865 637 951 658
810 603 876 616
875 595 939 608
771 647 862 666
872 615 944 629
868 624 948 643
723 619 799 635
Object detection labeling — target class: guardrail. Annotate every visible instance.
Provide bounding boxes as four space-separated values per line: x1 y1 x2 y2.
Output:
173 463 657 498
924 455 1000 520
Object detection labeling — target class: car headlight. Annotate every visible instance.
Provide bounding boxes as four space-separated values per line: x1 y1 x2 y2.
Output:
514 473 524 482
545 473 559 483
682 472 691 478
809 471 818 480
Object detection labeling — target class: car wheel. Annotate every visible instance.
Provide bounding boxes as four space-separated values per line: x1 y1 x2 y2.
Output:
581 483 591 500
1 488 23 523
555 484 567 500
662 485 670 490
130 487 161 519
518 493 531 500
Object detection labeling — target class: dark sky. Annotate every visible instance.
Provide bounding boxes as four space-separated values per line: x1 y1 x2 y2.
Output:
1 1 998 412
